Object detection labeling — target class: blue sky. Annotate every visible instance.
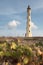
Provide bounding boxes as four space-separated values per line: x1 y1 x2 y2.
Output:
0 0 43 37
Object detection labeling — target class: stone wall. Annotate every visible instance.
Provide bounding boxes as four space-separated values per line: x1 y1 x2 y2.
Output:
17 37 43 45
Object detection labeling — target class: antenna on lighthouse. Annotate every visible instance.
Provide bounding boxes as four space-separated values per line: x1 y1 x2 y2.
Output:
25 5 32 37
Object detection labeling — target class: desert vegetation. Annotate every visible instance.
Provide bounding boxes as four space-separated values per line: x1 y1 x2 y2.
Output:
0 40 43 65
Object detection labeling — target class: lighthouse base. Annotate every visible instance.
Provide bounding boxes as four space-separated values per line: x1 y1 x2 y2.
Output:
25 32 32 37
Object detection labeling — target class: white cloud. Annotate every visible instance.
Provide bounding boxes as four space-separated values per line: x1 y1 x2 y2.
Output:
8 20 20 27
30 22 38 29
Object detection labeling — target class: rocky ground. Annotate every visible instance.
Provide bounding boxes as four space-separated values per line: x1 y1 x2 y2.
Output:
0 38 43 65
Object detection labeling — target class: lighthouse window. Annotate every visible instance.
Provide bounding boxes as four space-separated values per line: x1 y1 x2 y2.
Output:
28 13 30 16
29 25 30 27
29 31 30 32
28 12 29 15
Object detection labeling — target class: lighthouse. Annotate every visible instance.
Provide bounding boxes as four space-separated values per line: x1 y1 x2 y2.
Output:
25 5 32 37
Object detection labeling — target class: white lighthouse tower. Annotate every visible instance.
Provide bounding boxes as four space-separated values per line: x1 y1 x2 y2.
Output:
25 5 32 37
